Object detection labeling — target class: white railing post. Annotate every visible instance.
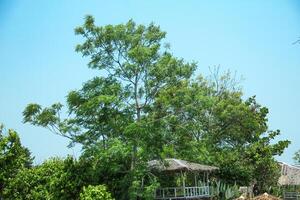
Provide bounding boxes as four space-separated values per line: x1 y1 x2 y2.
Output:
208 185 210 196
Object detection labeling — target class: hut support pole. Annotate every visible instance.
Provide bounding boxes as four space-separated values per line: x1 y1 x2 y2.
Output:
181 170 186 197
194 173 197 187
207 172 209 184
207 172 210 196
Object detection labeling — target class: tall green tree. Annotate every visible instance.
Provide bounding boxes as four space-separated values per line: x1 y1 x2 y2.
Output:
23 16 196 199
0 124 33 197
23 15 195 164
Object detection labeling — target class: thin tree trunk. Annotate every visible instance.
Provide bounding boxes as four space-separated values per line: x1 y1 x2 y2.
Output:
131 74 140 170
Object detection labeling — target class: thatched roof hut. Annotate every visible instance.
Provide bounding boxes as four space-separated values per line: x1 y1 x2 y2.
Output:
278 162 300 186
148 158 219 172
148 159 218 199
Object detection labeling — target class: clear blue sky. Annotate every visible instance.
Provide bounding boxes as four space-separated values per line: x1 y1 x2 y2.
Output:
0 0 299 164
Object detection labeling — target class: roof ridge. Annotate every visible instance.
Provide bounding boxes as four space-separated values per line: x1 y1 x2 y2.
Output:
280 162 300 170
173 158 188 168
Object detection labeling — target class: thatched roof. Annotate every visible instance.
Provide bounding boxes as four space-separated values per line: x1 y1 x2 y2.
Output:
278 162 300 186
148 158 219 172
252 193 281 200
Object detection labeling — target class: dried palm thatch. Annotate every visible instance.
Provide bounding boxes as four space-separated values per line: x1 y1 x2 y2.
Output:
148 158 219 172
252 193 281 200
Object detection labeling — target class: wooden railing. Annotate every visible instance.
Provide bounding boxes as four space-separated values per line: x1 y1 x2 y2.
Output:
155 186 210 199
284 192 300 200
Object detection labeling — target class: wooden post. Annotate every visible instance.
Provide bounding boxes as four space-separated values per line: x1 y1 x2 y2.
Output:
207 172 210 196
194 173 197 187
181 170 186 197
206 172 208 182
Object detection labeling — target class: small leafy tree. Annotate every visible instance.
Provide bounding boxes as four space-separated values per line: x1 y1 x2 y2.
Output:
80 185 114 200
294 150 300 164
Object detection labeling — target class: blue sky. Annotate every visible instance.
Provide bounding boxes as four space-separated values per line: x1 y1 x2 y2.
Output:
0 0 299 164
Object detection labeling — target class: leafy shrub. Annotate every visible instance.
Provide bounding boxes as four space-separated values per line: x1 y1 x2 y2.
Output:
3 157 94 200
212 181 240 200
80 185 114 200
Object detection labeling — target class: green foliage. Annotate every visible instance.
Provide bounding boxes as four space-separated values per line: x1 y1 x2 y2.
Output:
80 185 114 200
243 130 288 192
0 124 33 198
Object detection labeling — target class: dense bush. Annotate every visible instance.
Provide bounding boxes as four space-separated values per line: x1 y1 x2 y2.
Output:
3 157 94 200
80 185 114 200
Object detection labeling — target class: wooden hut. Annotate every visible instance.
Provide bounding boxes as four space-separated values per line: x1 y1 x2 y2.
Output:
148 158 219 199
278 162 300 200
278 162 300 186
